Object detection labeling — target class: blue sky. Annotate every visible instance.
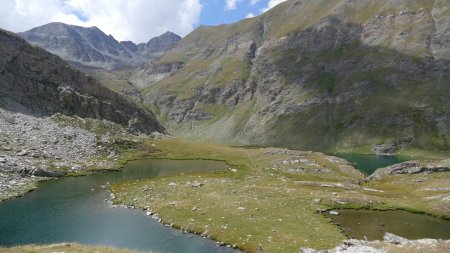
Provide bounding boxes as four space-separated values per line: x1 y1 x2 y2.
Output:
199 0 271 26
0 0 287 43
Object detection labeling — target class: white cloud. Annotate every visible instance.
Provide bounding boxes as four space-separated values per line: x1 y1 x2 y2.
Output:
0 0 202 43
225 0 239 10
245 12 255 18
226 0 259 11
261 0 287 13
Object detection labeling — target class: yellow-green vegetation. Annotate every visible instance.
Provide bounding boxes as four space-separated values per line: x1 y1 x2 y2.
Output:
112 139 355 252
0 243 139 253
361 172 450 217
265 0 436 39
88 69 142 102
111 138 450 252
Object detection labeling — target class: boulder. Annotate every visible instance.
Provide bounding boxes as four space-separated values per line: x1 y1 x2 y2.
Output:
369 160 450 180
329 210 340 216
31 168 64 178
383 232 409 244
191 181 204 187
17 150 29 156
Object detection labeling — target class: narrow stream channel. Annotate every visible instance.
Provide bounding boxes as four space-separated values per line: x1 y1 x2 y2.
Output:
0 159 238 253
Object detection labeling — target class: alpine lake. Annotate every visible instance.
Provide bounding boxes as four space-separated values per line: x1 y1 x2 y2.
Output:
1 154 449 252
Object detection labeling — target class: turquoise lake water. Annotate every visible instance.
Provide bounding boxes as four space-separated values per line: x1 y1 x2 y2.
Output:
0 159 238 253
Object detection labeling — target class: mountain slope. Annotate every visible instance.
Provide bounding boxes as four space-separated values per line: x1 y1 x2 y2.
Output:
136 0 450 153
19 23 181 71
0 28 164 134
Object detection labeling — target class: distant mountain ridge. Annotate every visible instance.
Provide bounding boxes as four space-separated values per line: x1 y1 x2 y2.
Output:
19 22 181 71
0 28 164 134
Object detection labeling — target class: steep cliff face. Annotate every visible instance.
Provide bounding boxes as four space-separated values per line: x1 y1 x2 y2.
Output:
19 23 181 71
0 28 164 134
135 0 450 152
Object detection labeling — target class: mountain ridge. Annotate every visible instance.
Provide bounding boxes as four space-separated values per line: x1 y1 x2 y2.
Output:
19 22 181 71
0 28 164 135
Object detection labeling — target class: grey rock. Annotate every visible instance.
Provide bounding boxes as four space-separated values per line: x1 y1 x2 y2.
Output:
369 160 450 180
300 234 449 252
191 181 204 187
30 168 64 178
299 248 322 253
0 107 129 200
371 144 397 156
17 150 29 156
371 138 413 155
184 110 213 122
383 232 409 244
329 210 339 216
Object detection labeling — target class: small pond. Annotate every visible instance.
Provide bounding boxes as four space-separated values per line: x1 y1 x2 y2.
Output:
325 209 450 240
335 153 407 175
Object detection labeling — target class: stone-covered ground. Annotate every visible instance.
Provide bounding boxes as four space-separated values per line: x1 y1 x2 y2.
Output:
0 108 125 201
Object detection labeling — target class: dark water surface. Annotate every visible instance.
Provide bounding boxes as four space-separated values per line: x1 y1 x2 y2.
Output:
335 153 407 175
328 155 450 240
325 209 450 240
0 159 238 253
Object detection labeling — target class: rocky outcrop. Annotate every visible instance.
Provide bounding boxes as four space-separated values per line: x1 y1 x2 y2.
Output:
137 31 181 58
0 108 115 200
19 23 181 71
301 233 450 253
130 61 184 87
0 28 164 135
371 138 413 155
23 168 65 178
369 160 450 180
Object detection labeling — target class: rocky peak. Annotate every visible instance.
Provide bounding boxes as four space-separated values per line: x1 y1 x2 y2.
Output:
19 23 181 71
120 40 138 52
138 31 181 54
0 28 164 135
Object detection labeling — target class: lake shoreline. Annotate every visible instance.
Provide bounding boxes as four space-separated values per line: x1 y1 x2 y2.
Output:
2 137 449 252
110 139 450 252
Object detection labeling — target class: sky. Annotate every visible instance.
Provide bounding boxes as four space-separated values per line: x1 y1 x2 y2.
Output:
0 0 287 43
